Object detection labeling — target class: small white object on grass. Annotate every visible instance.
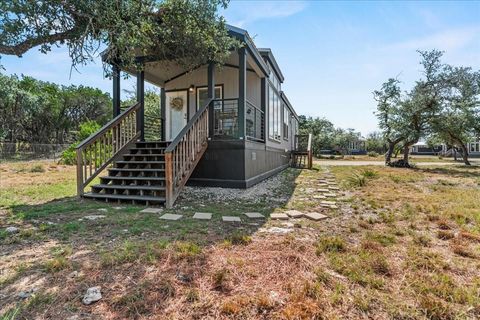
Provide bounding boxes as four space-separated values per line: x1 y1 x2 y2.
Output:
82 287 102 305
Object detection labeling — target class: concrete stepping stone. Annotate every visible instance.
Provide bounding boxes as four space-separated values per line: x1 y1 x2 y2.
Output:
328 186 340 190
324 193 337 197
270 213 289 220
285 210 304 218
313 195 326 199
305 212 328 221
222 216 241 222
159 214 183 220
243 212 265 219
193 212 212 220
321 200 337 205
141 207 163 213
317 188 330 193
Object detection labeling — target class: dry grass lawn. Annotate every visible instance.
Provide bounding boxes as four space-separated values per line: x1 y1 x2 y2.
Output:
1 160 479 319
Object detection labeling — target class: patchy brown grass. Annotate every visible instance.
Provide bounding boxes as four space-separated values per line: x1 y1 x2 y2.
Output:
1 160 480 319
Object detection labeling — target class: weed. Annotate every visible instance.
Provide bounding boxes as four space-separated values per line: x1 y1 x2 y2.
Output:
366 232 396 246
316 236 347 254
44 256 70 273
226 233 252 246
406 247 446 272
361 169 378 179
348 172 367 187
173 241 202 259
212 268 229 291
413 233 432 247
437 230 455 240
185 289 199 303
451 243 476 259
418 294 455 320
29 164 45 173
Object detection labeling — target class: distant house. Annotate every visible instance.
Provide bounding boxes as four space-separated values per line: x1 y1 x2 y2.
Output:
410 142 442 155
75 24 303 207
438 139 480 158
346 136 366 155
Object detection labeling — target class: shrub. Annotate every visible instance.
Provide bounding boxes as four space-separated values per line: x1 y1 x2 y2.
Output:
367 151 379 157
60 120 101 165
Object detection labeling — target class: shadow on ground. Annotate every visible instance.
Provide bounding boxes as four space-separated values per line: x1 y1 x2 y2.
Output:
1 168 304 319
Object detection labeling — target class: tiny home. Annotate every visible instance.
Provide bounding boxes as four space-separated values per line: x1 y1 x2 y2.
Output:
75 25 303 208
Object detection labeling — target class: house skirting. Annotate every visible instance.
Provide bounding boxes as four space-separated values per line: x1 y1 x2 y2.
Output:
187 139 291 188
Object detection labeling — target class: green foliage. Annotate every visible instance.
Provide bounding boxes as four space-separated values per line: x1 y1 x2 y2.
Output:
0 72 110 145
374 50 480 166
367 151 379 157
60 120 101 165
316 236 347 254
298 116 363 154
0 0 239 72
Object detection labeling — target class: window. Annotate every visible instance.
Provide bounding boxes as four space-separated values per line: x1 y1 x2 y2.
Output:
283 105 289 140
268 86 274 139
196 86 222 111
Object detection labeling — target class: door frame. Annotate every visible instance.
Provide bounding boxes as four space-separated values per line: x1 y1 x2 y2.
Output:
165 88 190 141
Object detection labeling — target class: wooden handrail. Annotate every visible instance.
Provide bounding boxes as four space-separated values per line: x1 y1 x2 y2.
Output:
164 98 212 208
294 133 313 169
307 133 313 169
76 102 141 196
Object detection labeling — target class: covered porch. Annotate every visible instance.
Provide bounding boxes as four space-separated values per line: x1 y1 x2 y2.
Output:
113 44 268 144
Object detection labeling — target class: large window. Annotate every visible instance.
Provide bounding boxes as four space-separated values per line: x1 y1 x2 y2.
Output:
268 86 282 140
283 105 289 140
196 86 222 110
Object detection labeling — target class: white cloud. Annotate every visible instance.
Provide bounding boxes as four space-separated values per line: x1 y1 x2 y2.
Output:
223 1 307 27
384 26 480 52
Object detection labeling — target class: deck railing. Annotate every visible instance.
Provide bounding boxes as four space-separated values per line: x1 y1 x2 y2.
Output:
76 102 141 196
213 98 239 138
246 100 264 141
164 98 212 208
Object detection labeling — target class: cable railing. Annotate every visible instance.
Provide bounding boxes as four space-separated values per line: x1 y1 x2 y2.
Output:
246 100 264 142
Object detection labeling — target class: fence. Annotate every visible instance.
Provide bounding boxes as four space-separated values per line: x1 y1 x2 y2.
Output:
0 143 70 162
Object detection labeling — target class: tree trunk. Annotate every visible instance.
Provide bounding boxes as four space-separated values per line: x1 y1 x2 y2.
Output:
403 144 410 163
453 148 457 161
458 143 471 166
385 142 395 165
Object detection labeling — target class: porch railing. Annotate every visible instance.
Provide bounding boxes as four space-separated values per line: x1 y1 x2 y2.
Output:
213 98 239 138
212 98 264 141
164 98 212 208
76 102 141 196
246 100 264 141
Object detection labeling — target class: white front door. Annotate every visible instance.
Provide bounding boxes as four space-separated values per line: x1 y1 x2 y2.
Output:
166 90 188 141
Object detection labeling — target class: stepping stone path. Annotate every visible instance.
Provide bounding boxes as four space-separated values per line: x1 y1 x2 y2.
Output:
317 188 330 193
324 193 337 198
222 216 241 222
328 186 340 191
313 195 326 199
285 210 304 218
270 213 289 220
159 214 183 221
243 212 265 219
193 212 212 220
141 207 163 214
305 212 328 221
321 200 336 205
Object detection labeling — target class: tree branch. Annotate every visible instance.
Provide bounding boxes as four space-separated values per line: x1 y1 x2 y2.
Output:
0 29 78 56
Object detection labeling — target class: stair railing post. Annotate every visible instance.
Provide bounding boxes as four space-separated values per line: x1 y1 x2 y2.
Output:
76 148 84 196
136 69 145 141
165 152 174 208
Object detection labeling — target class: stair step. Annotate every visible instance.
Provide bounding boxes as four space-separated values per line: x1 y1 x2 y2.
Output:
124 153 165 157
92 184 165 191
115 161 165 164
109 168 165 172
101 176 165 181
83 193 166 203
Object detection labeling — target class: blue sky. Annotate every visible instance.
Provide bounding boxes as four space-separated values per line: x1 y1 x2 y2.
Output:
2 1 479 135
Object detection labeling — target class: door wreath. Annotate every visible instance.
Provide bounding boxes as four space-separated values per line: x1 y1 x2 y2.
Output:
170 97 184 110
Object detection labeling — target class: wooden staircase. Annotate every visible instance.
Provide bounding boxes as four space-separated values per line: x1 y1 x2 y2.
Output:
83 141 169 205
76 98 212 208
291 133 313 169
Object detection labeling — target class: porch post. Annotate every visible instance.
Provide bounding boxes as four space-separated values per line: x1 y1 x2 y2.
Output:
161 87 166 141
260 77 266 141
238 47 247 139
207 61 215 137
136 70 145 141
112 65 121 117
